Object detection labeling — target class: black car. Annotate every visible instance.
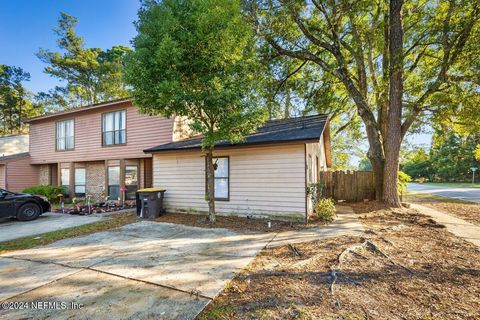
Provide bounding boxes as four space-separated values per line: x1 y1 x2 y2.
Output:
0 189 51 221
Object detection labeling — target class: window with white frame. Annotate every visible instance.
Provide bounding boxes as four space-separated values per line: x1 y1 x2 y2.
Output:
56 120 74 150
212 157 229 200
102 111 126 146
108 166 120 200
74 168 86 197
60 168 70 194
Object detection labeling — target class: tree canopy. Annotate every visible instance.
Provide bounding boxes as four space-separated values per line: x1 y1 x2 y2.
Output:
0 65 42 135
124 0 266 221
36 13 130 110
402 132 479 182
250 0 479 206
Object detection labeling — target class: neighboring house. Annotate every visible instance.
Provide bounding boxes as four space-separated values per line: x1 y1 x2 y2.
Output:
0 153 38 192
0 134 29 156
144 114 332 221
25 99 178 201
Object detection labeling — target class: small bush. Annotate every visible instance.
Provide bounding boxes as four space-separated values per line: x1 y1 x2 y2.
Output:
306 182 325 208
22 185 67 203
315 198 336 222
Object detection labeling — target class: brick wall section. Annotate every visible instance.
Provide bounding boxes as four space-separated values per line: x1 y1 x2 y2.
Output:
86 161 105 202
38 165 50 185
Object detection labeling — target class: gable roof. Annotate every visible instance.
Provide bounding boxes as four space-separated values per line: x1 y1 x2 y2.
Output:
144 114 329 153
25 98 131 123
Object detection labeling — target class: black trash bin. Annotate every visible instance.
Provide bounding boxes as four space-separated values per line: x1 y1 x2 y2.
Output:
136 188 166 218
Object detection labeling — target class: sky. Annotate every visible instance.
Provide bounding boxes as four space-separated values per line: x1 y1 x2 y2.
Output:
0 0 140 94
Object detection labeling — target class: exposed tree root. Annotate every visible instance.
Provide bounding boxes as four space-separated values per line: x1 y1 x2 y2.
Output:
329 239 414 295
288 243 303 257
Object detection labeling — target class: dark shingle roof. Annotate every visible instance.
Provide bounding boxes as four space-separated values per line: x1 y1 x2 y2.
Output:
144 114 328 153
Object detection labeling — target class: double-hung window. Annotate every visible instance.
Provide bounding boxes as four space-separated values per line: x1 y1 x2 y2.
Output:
56 120 74 150
211 157 229 201
102 111 126 146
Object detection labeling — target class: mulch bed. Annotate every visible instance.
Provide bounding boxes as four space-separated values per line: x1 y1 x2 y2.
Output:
199 204 480 320
151 212 328 233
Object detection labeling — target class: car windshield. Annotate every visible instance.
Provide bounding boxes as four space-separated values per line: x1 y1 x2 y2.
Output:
0 189 13 197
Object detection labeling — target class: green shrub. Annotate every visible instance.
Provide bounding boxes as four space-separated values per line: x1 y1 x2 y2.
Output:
398 171 412 194
306 182 325 208
22 185 67 203
315 198 336 222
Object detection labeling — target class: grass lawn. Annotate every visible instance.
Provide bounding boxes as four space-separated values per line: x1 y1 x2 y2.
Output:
0 212 138 254
419 182 480 188
199 203 480 319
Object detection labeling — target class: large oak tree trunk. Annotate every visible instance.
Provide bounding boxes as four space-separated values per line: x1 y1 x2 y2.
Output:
205 148 216 222
383 0 404 207
368 151 385 201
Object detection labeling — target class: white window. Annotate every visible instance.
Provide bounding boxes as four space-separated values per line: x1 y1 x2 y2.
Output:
102 111 126 146
61 168 70 194
213 157 229 200
56 120 74 150
108 166 120 200
75 168 86 197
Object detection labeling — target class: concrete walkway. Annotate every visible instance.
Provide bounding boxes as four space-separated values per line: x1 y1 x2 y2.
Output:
0 212 108 242
411 203 480 248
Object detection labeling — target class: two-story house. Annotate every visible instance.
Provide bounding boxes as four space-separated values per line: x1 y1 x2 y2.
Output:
19 99 178 201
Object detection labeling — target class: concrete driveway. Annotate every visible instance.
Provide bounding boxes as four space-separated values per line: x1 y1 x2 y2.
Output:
0 221 274 320
407 183 480 203
0 212 108 242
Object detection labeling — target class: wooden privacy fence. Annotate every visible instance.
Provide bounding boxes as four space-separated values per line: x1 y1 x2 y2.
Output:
319 171 376 202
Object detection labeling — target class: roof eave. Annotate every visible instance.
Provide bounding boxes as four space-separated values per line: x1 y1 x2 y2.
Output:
25 98 131 123
144 137 323 154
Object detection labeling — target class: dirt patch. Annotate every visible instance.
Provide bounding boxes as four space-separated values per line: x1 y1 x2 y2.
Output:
151 212 328 233
199 205 480 320
405 193 480 226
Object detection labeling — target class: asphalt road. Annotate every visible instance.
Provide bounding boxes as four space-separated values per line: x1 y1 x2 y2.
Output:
407 183 480 203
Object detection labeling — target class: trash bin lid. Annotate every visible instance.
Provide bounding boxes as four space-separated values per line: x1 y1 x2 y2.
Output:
137 188 166 193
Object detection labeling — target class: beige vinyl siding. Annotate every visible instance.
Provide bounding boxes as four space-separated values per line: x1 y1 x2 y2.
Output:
0 165 5 189
29 101 174 164
305 133 328 215
153 144 306 221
